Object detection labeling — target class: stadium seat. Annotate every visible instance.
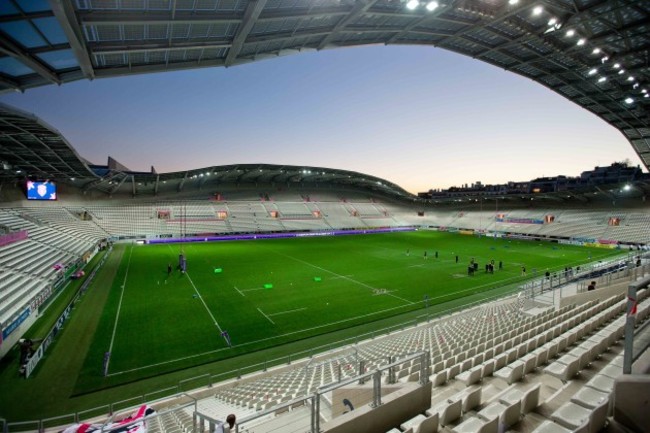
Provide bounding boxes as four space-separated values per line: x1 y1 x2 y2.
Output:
451 415 497 433
499 383 541 416
532 420 589 433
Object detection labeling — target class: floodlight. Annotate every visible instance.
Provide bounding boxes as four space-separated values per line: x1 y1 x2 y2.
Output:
618 70 624 75
426 1 438 11
592 48 601 54
406 0 419 10
624 185 631 191
624 97 634 104
642 89 648 94
627 76 634 81
548 18 557 26
597 77 607 83
576 38 585 46
565 29 575 37
588 68 597 75
613 63 621 68
532 6 543 15
508 0 519 4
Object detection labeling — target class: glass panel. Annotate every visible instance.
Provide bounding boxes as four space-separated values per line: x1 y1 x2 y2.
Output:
0 21 47 48
36 49 79 69
33 17 69 45
0 56 34 76
0 2 19 15
15 0 52 13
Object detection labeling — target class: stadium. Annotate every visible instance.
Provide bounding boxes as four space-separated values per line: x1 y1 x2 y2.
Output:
1 1 650 433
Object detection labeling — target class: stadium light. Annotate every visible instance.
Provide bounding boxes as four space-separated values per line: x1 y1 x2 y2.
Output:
627 76 635 81
624 97 634 104
618 70 625 75
508 0 519 4
597 77 607 83
565 29 575 37
624 184 631 191
532 6 543 15
592 48 601 54
588 68 597 75
426 1 438 11
406 0 419 10
613 63 621 68
576 38 586 46
547 18 557 26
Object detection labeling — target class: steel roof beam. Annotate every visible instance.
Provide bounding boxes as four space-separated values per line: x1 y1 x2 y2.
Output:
90 41 231 55
78 7 349 25
0 34 60 85
318 0 378 50
50 0 95 80
225 0 267 67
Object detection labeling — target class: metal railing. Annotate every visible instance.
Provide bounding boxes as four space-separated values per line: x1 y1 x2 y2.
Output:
194 351 430 433
2 272 529 432
3 394 197 433
519 252 643 305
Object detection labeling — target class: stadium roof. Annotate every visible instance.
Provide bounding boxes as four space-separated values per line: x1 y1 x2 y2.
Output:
0 102 415 198
0 0 648 170
0 102 95 179
2 97 649 202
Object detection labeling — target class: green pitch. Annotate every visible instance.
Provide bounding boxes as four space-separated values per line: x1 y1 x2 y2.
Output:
75 230 621 392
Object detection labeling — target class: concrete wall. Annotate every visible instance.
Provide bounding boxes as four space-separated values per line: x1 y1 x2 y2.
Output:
559 280 629 307
322 382 431 433
331 384 403 420
613 375 650 433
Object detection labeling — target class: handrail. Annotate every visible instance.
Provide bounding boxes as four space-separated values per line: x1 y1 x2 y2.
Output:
195 351 429 433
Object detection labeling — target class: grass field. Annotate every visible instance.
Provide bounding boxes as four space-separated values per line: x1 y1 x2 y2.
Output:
0 230 625 420
74 230 621 392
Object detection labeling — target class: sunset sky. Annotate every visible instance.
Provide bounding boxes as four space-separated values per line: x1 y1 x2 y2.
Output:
0 44 642 194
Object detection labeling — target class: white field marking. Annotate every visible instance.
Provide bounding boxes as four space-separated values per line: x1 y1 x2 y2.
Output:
268 307 308 317
105 243 134 374
269 250 414 305
234 286 245 297
257 307 275 325
185 271 223 333
107 296 419 376
329 274 354 280
165 245 223 332
408 264 425 268
240 287 269 293
108 249 525 377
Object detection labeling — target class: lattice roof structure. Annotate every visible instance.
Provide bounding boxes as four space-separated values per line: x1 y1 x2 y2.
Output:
0 0 648 196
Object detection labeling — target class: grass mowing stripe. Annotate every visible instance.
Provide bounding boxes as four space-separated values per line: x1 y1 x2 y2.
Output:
266 247 415 305
105 244 134 374
105 296 424 376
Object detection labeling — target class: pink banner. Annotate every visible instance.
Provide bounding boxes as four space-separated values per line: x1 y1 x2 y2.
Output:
0 230 28 247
